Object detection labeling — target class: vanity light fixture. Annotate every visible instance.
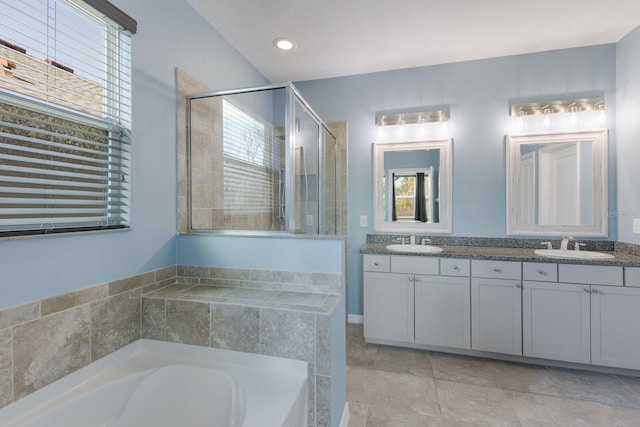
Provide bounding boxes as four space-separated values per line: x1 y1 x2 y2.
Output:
375 109 449 126
273 37 296 51
510 97 604 117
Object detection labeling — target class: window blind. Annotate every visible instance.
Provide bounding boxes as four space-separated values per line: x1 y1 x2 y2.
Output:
222 100 278 215
0 0 132 235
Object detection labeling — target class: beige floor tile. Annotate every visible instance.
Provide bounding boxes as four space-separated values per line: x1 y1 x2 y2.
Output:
346 323 640 427
530 367 640 408
431 352 554 393
347 332 379 367
435 380 521 427
505 389 640 427
348 401 369 427
348 366 377 407
374 345 433 377
368 370 441 422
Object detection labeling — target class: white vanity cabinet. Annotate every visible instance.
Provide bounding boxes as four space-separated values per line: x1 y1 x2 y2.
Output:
521 262 640 368
363 255 414 342
471 260 522 355
522 280 591 363
591 285 640 370
363 255 470 348
363 250 640 371
414 260 471 349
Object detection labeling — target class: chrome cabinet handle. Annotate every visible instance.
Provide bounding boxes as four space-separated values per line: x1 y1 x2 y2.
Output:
452 265 460 270
537 269 546 275
515 283 523 288
493 267 502 273
374 262 379 266
584 288 592 294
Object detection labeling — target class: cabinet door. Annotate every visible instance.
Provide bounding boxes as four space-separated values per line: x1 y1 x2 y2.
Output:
523 281 590 364
471 277 522 355
591 286 640 370
363 272 414 343
415 275 470 349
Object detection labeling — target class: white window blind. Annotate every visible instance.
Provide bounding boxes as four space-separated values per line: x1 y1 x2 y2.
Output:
222 100 278 215
0 0 133 235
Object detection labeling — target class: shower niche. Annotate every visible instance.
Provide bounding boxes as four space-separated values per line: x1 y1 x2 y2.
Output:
186 83 337 235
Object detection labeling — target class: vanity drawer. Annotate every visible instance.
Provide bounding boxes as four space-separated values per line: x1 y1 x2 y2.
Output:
523 262 558 282
391 256 439 275
472 260 521 280
625 267 640 287
363 255 390 272
559 264 623 286
440 258 471 277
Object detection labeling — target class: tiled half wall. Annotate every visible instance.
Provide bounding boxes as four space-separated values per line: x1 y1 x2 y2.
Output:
0 265 344 427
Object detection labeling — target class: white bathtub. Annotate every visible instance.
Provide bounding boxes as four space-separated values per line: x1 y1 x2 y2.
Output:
0 339 308 427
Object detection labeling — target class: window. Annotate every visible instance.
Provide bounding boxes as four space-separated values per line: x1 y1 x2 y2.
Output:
222 99 279 216
392 169 433 222
0 0 135 236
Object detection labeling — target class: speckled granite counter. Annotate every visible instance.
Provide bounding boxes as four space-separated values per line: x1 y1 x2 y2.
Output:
361 242 640 267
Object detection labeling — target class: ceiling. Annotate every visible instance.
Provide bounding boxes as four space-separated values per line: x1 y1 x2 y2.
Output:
186 0 640 83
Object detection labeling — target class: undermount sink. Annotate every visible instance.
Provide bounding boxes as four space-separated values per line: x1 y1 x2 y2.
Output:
534 249 615 260
386 244 443 254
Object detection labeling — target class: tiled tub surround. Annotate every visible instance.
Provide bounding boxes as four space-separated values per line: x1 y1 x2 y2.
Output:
0 265 176 409
0 265 345 427
143 265 344 427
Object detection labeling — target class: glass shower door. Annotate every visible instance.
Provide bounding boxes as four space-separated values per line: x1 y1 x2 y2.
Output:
291 100 319 234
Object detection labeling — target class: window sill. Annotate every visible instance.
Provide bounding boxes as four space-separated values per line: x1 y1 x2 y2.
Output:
0 226 132 242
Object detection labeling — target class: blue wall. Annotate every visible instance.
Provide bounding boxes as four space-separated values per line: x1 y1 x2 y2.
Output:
617 26 640 244
295 45 618 316
0 0 268 309
177 235 343 274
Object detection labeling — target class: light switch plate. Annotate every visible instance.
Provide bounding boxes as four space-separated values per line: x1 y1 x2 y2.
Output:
360 215 368 227
634 218 640 234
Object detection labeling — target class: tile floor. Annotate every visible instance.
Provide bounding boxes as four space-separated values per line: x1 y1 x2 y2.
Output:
346 323 640 426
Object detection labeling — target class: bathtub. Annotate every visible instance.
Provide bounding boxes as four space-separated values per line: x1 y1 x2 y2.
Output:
0 339 308 427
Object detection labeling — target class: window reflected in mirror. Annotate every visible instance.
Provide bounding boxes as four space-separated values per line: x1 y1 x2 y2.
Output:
373 140 452 233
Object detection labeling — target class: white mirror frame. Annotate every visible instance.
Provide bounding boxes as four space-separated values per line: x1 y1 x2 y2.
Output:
506 129 608 237
373 139 452 233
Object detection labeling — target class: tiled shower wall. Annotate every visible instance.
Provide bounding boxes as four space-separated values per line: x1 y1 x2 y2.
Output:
0 265 343 427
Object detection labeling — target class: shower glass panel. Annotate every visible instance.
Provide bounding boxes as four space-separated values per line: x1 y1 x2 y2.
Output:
322 128 337 235
186 84 337 235
292 101 319 234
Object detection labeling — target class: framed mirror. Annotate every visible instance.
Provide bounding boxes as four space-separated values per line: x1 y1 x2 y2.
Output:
373 139 452 233
506 129 608 237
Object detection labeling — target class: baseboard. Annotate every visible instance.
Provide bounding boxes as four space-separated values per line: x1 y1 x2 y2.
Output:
339 401 350 427
347 314 363 324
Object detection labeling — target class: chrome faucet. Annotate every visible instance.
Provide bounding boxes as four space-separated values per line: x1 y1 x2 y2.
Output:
560 236 574 251
410 233 416 245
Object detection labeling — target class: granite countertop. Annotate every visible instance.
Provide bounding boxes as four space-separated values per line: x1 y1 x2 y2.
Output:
361 243 640 267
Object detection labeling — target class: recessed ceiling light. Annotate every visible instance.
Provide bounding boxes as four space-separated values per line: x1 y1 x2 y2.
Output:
273 38 296 51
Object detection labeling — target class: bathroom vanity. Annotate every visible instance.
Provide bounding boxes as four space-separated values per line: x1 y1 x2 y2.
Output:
362 241 640 372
